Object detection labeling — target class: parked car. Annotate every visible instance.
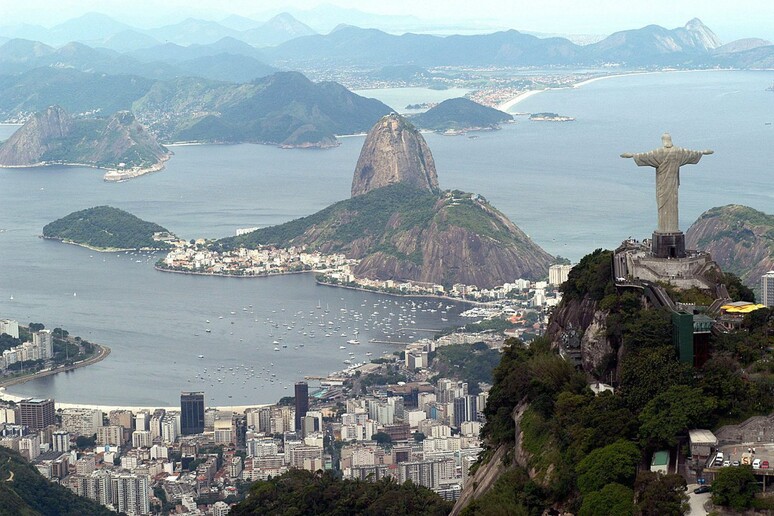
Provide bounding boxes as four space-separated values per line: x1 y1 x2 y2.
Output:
723 460 731 467
694 485 711 494
763 461 770 469
753 458 762 468
732 460 740 466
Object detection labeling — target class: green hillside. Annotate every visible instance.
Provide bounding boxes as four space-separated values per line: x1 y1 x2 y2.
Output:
411 97 512 131
0 447 113 516
43 206 171 250
230 468 452 515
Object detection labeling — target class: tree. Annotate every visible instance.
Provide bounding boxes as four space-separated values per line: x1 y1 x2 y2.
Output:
576 440 641 495
634 472 688 515
28 322 45 332
75 434 96 450
638 385 716 448
579 483 634 516
712 465 759 511
372 432 392 447
619 346 693 412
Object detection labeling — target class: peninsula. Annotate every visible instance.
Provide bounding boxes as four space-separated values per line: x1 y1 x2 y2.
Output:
0 106 171 181
43 206 174 251
215 113 555 289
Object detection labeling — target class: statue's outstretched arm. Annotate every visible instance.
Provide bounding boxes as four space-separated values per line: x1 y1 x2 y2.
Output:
702 150 714 155
620 153 634 158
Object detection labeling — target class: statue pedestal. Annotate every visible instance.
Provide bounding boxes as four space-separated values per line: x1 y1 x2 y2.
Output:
651 231 686 258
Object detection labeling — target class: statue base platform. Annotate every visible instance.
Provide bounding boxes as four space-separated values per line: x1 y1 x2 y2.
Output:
651 231 686 259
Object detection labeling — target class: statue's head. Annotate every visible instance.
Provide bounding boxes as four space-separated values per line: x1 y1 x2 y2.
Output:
661 133 673 148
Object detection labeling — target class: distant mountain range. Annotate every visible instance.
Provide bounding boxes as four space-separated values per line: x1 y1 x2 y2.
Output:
1 18 773 83
0 12 316 48
263 19 769 68
1 15 773 71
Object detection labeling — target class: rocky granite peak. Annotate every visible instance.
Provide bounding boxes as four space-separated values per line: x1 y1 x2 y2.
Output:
686 204 774 288
351 113 439 197
0 105 72 166
0 105 169 173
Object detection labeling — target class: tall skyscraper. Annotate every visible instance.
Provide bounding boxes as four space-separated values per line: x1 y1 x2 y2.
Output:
19 398 55 430
294 382 309 434
180 392 204 435
763 271 774 308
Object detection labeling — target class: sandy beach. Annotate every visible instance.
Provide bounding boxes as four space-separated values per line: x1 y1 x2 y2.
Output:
496 70 694 113
0 387 269 414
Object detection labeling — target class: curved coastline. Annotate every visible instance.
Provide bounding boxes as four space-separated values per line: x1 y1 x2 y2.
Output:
0 342 111 390
41 235 167 253
315 279 488 307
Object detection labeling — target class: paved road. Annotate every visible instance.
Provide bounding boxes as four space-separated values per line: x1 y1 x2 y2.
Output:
685 484 711 515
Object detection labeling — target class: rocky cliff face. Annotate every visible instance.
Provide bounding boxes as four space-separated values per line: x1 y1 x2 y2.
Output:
350 192 554 287
545 296 614 374
0 105 72 165
0 105 169 170
351 113 439 197
686 204 774 288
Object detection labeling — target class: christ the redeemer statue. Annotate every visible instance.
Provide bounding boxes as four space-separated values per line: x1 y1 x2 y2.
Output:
621 133 713 234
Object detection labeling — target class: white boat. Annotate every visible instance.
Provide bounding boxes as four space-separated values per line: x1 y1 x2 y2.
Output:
198 355 204 359
347 339 360 345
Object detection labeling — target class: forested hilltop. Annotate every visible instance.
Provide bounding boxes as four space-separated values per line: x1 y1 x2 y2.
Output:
230 469 453 515
0 447 113 515
455 249 774 514
43 206 172 251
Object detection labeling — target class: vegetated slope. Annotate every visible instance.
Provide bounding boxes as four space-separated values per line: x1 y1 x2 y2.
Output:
217 183 554 287
0 447 113 516
455 248 774 514
0 68 392 147
43 206 171 250
411 97 513 131
230 468 452 515
686 204 774 289
0 106 170 170
132 71 393 146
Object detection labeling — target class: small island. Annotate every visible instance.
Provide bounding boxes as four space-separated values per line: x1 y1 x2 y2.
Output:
0 106 171 181
43 206 175 251
411 97 513 133
529 112 575 122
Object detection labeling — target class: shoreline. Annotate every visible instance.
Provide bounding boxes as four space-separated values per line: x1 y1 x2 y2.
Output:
497 69 729 113
0 342 111 390
0 387 270 414
154 265 318 278
315 280 490 307
41 236 167 253
0 155 170 183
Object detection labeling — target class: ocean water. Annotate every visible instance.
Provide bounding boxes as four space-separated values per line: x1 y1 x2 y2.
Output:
0 70 772 405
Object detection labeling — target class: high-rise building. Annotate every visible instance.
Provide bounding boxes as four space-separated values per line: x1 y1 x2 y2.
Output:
19 398 55 430
111 473 150 515
763 271 774 308
32 330 53 360
294 382 309 434
0 319 19 339
549 264 573 286
52 430 70 453
180 392 204 435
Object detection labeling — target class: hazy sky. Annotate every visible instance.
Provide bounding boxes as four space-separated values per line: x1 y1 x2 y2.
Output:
1 0 772 42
